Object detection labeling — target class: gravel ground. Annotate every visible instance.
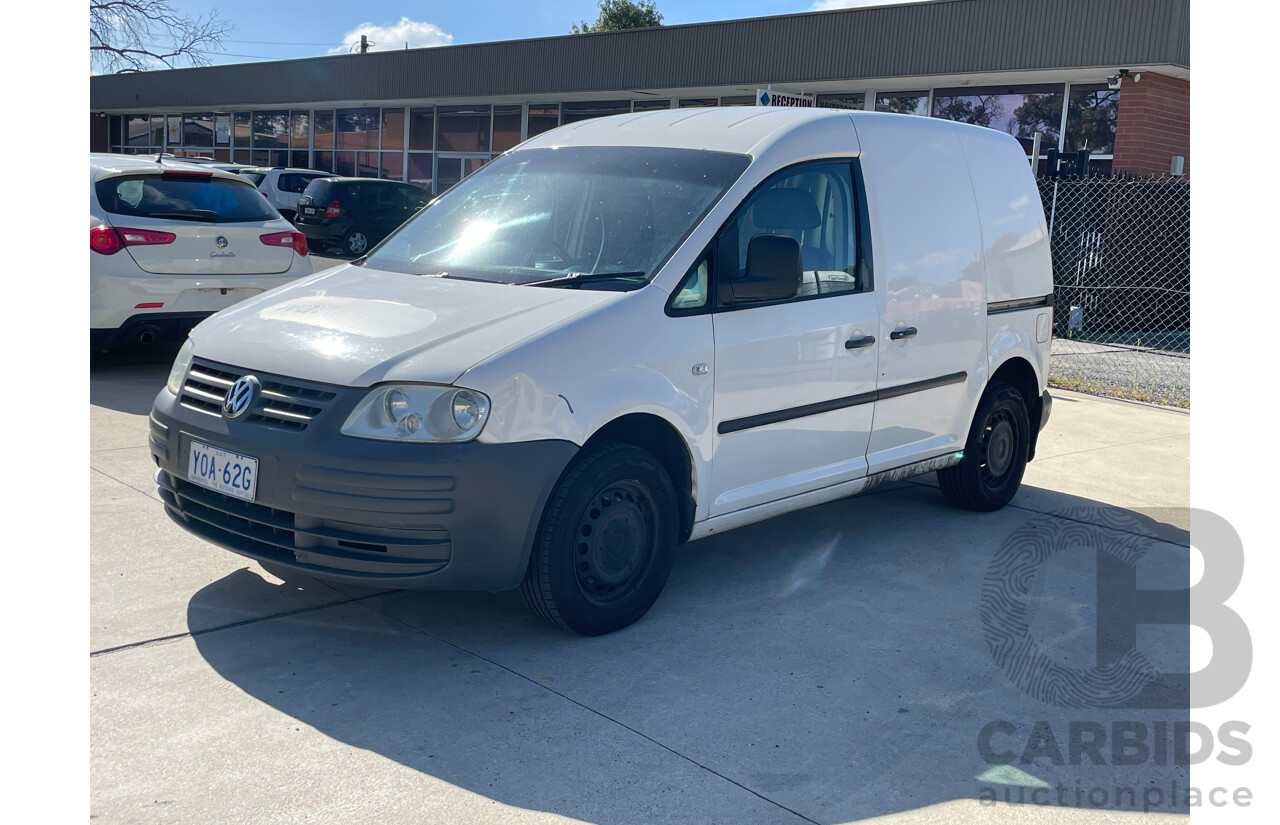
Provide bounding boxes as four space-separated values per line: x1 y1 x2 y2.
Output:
1049 337 1190 407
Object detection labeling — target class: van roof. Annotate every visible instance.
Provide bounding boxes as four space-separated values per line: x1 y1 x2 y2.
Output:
515 106 997 158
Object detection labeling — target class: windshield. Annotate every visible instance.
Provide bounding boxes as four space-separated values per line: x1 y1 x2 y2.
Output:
362 147 750 287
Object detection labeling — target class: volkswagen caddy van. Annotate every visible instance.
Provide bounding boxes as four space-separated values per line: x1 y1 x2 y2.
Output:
150 109 1054 635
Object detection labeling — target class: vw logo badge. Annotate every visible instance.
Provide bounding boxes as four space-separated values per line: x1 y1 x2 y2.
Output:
215 236 229 248
222 375 259 420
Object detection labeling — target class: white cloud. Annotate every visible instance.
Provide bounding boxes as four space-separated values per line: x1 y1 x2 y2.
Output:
329 18 453 54
811 0 932 10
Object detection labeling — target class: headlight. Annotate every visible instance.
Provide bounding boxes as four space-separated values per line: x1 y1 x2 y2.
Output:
166 339 194 395
341 385 491 443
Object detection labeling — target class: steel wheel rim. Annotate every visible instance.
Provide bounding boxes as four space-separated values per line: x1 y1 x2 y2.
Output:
348 232 368 254
979 408 1017 485
573 481 655 608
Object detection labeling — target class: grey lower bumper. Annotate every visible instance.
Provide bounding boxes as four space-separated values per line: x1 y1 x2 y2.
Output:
149 385 577 591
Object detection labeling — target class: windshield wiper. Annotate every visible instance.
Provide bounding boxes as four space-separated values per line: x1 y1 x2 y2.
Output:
147 209 220 221
522 271 647 288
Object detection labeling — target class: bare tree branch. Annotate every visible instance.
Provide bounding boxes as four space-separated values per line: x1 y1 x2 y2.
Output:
90 0 231 73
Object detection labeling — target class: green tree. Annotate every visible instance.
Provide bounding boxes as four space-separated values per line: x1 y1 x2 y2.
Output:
572 0 663 33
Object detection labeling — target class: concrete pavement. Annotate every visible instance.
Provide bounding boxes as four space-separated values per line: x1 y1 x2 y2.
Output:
90 347 1191 824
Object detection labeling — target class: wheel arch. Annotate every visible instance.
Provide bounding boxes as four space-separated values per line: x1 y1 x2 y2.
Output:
584 413 697 543
989 355 1045 461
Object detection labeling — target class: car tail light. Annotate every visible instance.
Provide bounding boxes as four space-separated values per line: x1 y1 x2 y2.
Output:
90 225 123 255
118 228 177 246
325 200 342 218
91 225 175 254
260 230 309 257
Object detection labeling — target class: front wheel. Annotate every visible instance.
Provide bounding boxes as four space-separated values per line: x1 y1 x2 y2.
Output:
520 441 679 636
937 380 1030 512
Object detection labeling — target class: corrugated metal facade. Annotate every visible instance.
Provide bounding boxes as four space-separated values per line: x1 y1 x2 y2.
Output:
90 0 1190 110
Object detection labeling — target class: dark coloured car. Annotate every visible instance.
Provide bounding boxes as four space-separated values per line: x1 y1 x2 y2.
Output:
294 178 430 257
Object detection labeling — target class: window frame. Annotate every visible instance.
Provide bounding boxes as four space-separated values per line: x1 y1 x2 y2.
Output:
665 157 875 318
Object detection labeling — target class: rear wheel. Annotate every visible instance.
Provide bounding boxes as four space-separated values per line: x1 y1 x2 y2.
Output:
343 229 370 256
520 441 679 636
938 380 1030 512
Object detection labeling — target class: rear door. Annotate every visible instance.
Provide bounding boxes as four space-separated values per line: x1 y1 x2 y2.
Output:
95 170 293 275
707 160 879 516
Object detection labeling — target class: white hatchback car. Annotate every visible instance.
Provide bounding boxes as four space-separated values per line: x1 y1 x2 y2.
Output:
90 154 313 349
239 167 336 223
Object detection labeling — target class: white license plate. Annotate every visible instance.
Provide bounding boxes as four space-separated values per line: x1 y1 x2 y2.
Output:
187 440 258 502
302 206 316 215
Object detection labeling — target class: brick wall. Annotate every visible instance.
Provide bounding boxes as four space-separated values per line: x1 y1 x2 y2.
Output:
1111 71 1190 177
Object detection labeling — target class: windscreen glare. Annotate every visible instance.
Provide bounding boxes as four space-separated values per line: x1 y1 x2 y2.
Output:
363 147 751 285
96 174 277 223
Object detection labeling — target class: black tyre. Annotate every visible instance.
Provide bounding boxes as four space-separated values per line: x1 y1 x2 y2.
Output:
938 380 1030 512
343 229 371 256
520 441 679 636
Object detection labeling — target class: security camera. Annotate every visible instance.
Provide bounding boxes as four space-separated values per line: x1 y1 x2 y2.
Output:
1107 74 1122 90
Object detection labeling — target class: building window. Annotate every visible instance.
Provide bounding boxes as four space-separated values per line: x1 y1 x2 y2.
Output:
408 108 434 151
253 110 289 149
931 85 1064 154
289 112 310 149
126 115 150 147
875 92 929 116
290 150 309 169
678 98 717 108
150 115 166 146
313 110 334 149
381 108 404 150
313 151 334 173
437 105 491 152
719 95 756 107
109 115 122 147
492 105 522 152
562 101 630 123
337 108 380 151
1064 84 1119 155
184 113 216 149
527 104 559 138
379 152 405 181
233 113 251 148
408 153 433 190
632 99 671 112
817 93 865 110
335 151 355 177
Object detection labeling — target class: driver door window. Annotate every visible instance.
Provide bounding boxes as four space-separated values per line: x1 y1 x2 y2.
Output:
731 162 863 298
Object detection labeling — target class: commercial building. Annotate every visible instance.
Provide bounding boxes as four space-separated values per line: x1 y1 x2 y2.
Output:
89 0 1190 194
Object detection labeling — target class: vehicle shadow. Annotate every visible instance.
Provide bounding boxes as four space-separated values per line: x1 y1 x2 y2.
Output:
186 482 1191 824
90 343 179 415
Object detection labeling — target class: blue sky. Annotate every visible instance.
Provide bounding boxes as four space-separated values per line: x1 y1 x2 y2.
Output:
171 0 926 65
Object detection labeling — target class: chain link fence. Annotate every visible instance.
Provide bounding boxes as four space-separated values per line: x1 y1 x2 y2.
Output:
1039 175 1190 408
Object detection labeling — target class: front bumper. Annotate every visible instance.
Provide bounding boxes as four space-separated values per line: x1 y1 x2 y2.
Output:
149 363 577 591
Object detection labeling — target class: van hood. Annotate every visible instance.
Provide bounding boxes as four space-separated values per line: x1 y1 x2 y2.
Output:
188 264 620 387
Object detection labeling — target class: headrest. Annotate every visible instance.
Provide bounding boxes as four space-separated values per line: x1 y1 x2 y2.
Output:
749 188 821 231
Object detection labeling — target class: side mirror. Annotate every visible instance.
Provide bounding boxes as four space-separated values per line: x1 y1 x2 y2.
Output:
730 235 802 303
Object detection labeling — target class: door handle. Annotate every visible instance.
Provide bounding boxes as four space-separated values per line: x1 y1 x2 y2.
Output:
889 327 918 340
845 335 876 349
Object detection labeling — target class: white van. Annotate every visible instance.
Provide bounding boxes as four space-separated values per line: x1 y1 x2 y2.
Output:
150 109 1054 635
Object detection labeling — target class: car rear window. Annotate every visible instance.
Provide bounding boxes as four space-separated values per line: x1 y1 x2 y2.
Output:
95 173 277 223
240 172 266 186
